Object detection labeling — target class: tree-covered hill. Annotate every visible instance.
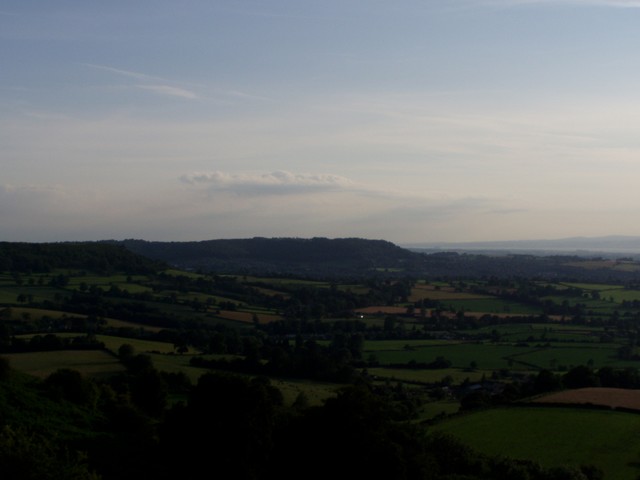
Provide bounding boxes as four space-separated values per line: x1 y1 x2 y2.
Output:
0 242 164 274
115 237 417 276
115 237 640 281
4 238 640 282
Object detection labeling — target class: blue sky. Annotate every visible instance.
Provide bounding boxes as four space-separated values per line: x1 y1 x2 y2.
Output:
3 0 640 243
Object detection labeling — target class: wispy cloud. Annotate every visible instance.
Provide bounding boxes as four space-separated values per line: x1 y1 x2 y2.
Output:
84 63 198 99
83 63 272 102
135 84 197 99
212 88 274 102
83 63 162 81
180 170 354 195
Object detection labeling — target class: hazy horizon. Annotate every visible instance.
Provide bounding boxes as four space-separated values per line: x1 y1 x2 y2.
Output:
4 1 640 244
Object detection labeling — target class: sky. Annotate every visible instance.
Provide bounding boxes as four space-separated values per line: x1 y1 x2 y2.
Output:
3 0 640 244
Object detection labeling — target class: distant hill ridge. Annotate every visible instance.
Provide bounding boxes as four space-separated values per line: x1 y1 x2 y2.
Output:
4 237 640 281
104 236 640 281
115 237 416 275
405 235 640 254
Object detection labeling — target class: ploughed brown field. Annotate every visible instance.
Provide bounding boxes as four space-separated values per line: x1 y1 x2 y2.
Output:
534 388 640 411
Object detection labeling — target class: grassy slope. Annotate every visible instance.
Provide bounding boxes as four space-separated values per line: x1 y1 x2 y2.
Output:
432 406 640 480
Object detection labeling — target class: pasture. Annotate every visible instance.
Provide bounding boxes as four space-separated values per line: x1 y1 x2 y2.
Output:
369 342 528 370
511 344 630 370
607 289 640 303
146 352 212 382
67 274 154 294
364 340 462 351
4 309 169 333
418 399 460 420
96 335 179 354
368 366 486 384
432 406 640 479
3 350 124 378
270 378 340 407
560 282 625 291
409 283 545 315
464 323 605 343
542 281 640 309
441 298 542 315
365 337 640 372
238 275 330 288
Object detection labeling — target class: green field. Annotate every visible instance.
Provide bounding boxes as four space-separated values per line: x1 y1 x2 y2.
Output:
364 340 462 351
270 378 340 407
0 286 67 304
409 289 490 302
368 367 486 384
465 323 606 343
96 335 179 354
560 282 625 291
2 337 336 406
364 337 640 373
418 399 460 420
146 352 212 382
238 275 330 288
441 298 543 315
607 289 640 303
6 334 200 377
432 406 640 479
511 344 636 370
369 343 532 370
3 350 124 378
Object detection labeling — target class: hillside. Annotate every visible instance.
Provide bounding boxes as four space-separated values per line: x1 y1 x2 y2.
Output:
112 237 640 282
3 238 640 282
0 241 164 274
115 237 417 277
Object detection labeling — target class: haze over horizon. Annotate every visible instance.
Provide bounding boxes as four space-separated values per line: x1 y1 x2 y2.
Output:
3 1 640 244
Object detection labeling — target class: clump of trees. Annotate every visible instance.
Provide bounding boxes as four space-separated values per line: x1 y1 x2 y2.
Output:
190 334 363 383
